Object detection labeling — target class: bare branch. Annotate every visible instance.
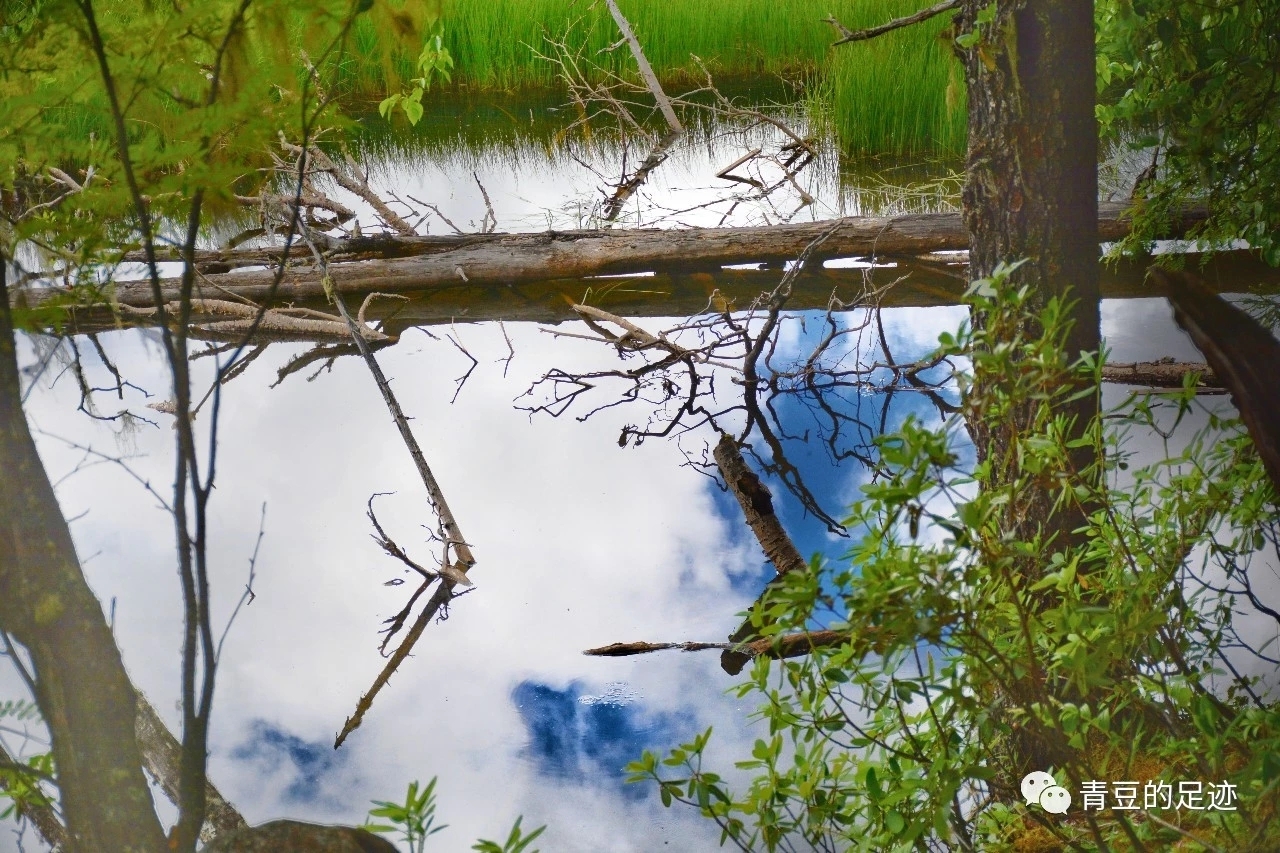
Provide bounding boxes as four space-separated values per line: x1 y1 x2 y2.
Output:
824 0 963 46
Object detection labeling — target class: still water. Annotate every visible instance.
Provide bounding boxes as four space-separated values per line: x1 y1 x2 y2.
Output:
0 91 1259 852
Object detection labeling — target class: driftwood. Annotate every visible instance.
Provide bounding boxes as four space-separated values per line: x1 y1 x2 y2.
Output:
1101 359 1221 392
330 281 478 750
43 203 1207 308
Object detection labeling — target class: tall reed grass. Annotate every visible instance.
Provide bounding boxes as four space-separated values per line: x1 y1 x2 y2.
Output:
391 0 969 156
814 13 966 155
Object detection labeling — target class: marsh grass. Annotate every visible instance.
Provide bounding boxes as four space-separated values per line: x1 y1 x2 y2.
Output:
340 0 967 156
814 15 966 155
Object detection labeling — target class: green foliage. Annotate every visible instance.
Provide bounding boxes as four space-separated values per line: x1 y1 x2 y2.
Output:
0 0 439 278
440 0 857 91
471 816 546 853
379 26 454 126
362 778 546 853
1096 0 1280 263
0 752 55 825
0 700 40 723
0 701 53 825
633 266 1280 850
363 777 447 853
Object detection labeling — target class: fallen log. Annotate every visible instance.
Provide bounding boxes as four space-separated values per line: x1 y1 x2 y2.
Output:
18 251 1280 337
110 201 1188 273
1100 359 1221 392
24 202 1209 312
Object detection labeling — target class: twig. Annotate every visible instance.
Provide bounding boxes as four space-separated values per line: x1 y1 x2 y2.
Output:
473 172 497 234
278 137 417 237
446 327 479 404
497 321 516 378
214 503 264 665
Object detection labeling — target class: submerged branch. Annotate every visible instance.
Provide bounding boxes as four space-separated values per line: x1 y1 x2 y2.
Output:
584 629 864 662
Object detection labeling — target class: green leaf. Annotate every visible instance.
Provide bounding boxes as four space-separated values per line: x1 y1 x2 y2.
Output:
402 97 425 126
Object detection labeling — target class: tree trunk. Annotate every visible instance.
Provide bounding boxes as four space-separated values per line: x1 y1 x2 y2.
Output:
958 0 1100 547
959 0 1101 438
956 0 1101 773
0 259 168 851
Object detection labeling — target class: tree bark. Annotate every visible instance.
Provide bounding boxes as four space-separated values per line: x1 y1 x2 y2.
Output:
959 0 1101 438
0 259 168 850
1158 268 1280 489
957 0 1101 550
201 820 396 853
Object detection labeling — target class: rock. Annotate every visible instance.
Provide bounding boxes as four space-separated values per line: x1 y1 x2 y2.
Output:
201 820 397 853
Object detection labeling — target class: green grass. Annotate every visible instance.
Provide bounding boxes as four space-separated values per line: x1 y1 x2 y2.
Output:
815 14 967 155
30 2 966 168
439 0 847 90
334 0 966 156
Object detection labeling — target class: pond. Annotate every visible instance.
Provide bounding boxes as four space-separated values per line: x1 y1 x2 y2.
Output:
2 87 1275 852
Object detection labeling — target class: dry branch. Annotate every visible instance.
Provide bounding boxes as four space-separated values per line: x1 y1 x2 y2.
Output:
120 299 391 344
604 0 681 134
327 275 477 749
599 0 683 221
824 0 963 45
278 138 417 237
